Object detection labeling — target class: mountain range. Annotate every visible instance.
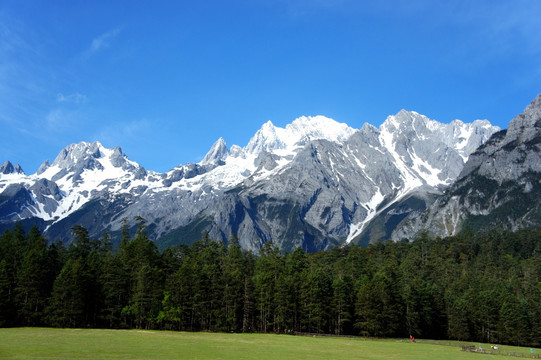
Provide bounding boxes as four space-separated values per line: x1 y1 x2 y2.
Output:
2 95 539 251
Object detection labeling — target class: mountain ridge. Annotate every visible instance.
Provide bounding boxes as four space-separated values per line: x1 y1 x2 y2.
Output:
0 110 501 250
391 94 541 241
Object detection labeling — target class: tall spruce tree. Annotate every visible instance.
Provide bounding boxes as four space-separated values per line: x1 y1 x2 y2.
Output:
15 226 51 326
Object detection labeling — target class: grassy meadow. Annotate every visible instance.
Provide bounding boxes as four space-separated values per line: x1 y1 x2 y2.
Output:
0 328 539 360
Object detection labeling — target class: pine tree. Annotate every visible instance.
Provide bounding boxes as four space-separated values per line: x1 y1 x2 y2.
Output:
47 258 85 327
253 241 280 333
15 226 51 326
0 259 12 326
242 253 256 333
120 217 163 329
0 229 18 326
222 234 245 332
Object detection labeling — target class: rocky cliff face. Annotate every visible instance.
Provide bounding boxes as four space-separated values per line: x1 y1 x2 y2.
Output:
0 161 24 175
0 110 500 251
392 94 541 240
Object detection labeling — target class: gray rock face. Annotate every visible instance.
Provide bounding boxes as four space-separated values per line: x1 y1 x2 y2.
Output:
393 94 541 240
0 111 500 250
110 147 128 168
37 160 51 175
201 138 229 166
379 110 496 188
52 141 102 169
0 161 25 175
0 184 34 221
459 95 541 183
503 94 541 146
245 121 285 154
0 161 15 174
185 113 498 251
29 179 63 215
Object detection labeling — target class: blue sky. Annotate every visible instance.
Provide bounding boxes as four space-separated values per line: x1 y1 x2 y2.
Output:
1 0 540 173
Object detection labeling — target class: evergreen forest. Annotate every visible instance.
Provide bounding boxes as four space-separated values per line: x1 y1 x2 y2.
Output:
1 219 540 347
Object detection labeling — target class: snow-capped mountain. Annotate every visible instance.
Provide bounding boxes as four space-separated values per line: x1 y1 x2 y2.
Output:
392 94 541 240
0 111 499 251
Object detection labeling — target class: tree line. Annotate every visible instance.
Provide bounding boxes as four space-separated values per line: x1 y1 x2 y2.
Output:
1 219 540 346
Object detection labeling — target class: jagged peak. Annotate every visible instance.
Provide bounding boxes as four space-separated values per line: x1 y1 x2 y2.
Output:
508 94 541 130
285 115 355 142
449 118 465 127
504 94 541 145
382 109 498 136
229 144 246 159
52 141 104 166
0 160 25 175
0 160 14 174
524 93 541 113
112 146 124 156
44 140 144 176
472 119 495 128
381 109 433 133
37 160 51 175
261 120 275 129
201 137 229 165
360 122 378 133
245 115 355 156
13 164 24 174
245 120 283 155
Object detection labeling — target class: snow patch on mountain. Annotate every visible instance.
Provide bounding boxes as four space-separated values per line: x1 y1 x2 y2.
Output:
379 117 424 193
1 110 501 249
245 115 356 156
346 188 385 242
181 115 358 192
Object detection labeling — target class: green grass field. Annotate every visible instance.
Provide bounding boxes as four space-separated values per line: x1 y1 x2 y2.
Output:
0 328 538 359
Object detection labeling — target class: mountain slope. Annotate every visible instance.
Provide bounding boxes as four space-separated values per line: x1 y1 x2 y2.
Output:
392 94 541 240
0 112 499 250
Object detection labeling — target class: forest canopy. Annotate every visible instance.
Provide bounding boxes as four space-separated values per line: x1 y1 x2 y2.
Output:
1 221 540 347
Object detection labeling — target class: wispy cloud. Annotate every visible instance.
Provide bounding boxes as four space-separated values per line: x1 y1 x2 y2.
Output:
0 20 52 131
93 119 152 147
84 27 123 58
33 108 85 142
475 1 541 54
57 92 87 104
45 109 74 131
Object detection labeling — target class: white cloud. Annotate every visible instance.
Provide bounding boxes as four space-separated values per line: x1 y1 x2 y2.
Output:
84 27 123 58
57 92 87 104
45 109 77 132
93 119 151 147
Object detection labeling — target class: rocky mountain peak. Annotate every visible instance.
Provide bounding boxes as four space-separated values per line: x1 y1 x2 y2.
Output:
382 110 424 128
0 102 509 252
245 120 283 155
392 94 541 242
381 109 499 161
52 141 103 170
0 161 25 175
284 115 355 145
245 116 355 156
37 160 51 175
13 164 24 174
201 138 229 165
109 147 125 167
1 161 14 174
504 94 541 146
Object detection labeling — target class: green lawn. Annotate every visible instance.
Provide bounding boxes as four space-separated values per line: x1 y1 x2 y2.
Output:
0 328 538 359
